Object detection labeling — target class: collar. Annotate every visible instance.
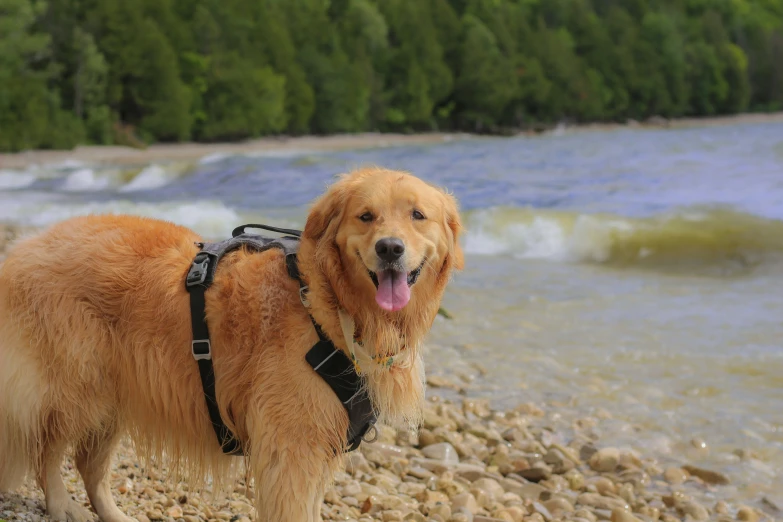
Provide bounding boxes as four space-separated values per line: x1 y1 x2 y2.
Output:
337 308 410 374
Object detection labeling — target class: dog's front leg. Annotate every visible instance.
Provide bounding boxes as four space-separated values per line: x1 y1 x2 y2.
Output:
250 442 338 522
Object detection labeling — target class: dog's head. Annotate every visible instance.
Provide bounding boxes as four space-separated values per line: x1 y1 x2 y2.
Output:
302 167 463 314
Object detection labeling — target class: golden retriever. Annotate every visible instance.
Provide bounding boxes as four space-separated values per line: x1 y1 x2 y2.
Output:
0 167 463 522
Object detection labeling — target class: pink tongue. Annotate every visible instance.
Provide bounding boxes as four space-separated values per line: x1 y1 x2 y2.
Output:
375 270 411 311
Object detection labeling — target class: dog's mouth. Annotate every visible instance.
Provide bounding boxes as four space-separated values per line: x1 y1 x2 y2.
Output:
367 260 425 312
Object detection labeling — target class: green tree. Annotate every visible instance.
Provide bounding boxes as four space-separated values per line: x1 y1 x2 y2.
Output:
198 53 286 141
453 15 517 130
0 0 83 151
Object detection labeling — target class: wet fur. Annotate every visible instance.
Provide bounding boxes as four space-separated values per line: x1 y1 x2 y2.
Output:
0 167 463 522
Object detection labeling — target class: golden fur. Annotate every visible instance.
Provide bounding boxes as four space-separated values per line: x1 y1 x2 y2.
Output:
0 167 463 522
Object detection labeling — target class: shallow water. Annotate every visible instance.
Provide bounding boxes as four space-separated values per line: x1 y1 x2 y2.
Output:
2 121 782 504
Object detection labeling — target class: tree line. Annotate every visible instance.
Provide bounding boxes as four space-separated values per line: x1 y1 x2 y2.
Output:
2 0 782 152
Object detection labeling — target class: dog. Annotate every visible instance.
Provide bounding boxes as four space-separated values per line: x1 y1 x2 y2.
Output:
0 167 464 522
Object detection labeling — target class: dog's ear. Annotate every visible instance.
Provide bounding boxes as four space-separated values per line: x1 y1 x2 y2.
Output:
303 176 349 243
442 191 464 271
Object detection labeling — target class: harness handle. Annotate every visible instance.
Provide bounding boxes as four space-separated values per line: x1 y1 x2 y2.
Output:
232 223 302 238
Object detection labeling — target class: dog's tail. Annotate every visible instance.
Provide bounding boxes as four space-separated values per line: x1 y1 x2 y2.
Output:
0 329 39 492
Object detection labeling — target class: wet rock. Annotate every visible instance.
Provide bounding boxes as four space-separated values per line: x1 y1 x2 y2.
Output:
588 448 620 473
531 502 553 521
422 442 459 463
577 493 629 512
408 466 435 480
499 479 546 501
609 509 642 522
166 506 183 518
515 463 551 483
564 469 585 491
542 497 574 516
663 467 688 485
543 449 575 474
342 481 363 497
736 506 760 522
682 464 729 485
677 500 709 520
451 492 480 515
587 477 616 496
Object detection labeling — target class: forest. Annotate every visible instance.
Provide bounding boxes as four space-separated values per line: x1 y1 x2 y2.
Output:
1 0 782 152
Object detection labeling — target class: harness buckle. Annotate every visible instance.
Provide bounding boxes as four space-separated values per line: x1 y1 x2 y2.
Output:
186 253 211 287
299 285 311 308
192 339 212 361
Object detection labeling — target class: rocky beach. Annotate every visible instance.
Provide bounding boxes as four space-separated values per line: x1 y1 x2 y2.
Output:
0 376 779 522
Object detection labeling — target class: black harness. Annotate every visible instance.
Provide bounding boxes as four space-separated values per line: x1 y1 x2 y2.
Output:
184 224 377 456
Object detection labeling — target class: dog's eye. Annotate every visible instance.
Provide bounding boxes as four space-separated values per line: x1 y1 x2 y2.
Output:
412 209 426 220
359 212 374 222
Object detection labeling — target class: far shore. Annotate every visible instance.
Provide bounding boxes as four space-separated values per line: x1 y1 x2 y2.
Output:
2 111 783 170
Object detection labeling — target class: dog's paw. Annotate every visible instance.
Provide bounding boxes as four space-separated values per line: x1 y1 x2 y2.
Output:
47 499 95 522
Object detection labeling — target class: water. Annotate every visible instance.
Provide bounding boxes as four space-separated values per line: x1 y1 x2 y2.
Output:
2 121 783 504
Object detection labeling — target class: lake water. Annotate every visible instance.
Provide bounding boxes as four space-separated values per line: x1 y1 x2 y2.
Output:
1 121 782 505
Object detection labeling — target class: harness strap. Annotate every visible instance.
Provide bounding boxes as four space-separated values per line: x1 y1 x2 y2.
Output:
186 251 244 456
185 225 377 456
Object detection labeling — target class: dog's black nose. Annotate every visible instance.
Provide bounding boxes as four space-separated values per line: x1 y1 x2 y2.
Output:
375 237 405 263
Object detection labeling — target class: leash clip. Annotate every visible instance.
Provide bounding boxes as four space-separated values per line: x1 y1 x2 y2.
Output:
186 253 211 287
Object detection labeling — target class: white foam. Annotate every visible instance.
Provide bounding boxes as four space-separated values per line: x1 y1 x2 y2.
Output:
61 169 110 192
199 153 229 165
0 195 241 239
118 165 171 192
0 170 37 190
463 209 570 260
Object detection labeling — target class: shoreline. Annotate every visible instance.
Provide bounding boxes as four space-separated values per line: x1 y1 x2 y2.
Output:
2 112 783 171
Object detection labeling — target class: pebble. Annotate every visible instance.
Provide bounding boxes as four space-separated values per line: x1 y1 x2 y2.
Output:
663 466 688 484
588 448 620 472
577 493 629 511
736 505 759 522
165 506 183 518
451 492 480 514
682 464 730 485
610 509 642 522
543 497 574 515
588 477 616 496
422 442 459 463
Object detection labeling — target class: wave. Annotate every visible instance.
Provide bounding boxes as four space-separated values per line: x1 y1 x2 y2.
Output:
118 165 173 192
0 170 37 190
463 206 783 273
0 195 244 240
61 169 111 192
